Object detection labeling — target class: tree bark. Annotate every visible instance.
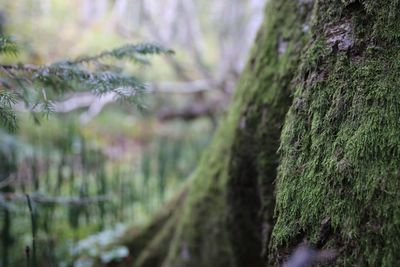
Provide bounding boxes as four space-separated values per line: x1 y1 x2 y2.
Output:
114 1 400 266
271 1 400 266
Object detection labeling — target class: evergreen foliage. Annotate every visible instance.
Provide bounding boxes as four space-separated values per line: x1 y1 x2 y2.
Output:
0 35 173 131
0 36 17 56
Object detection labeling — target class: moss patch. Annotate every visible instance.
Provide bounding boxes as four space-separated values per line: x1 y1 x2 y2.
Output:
272 1 400 266
163 0 314 266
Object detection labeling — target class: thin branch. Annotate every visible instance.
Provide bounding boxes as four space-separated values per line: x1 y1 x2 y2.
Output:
148 79 214 94
0 64 40 72
0 175 17 190
12 77 227 124
78 92 116 124
157 102 217 121
157 97 230 126
52 79 215 112
0 192 111 206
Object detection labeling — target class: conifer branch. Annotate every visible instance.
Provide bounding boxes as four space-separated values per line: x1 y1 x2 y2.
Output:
0 35 172 130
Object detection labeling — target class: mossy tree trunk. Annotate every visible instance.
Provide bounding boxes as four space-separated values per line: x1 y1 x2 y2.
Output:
271 1 400 266
116 1 400 266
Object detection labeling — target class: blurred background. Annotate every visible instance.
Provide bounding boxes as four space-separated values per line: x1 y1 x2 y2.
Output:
0 0 265 266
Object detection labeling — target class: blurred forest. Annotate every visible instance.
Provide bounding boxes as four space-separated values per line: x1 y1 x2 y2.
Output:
0 0 265 266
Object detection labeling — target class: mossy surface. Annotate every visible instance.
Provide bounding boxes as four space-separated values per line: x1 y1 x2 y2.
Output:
225 1 313 266
163 0 313 266
99 1 400 266
133 211 180 267
272 1 400 266
100 190 186 267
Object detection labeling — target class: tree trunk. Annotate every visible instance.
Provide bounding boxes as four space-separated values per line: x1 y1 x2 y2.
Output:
271 1 400 266
116 1 400 266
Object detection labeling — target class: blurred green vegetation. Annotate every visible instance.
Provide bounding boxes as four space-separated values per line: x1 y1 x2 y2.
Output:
1 112 213 266
0 0 217 266
0 0 218 80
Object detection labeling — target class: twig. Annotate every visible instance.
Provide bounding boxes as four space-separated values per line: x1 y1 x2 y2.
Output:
0 64 40 72
0 174 17 190
25 246 30 267
2 193 110 206
26 194 37 267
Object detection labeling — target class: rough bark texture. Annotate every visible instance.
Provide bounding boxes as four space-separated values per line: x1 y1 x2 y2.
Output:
107 1 400 266
272 1 400 266
160 1 313 266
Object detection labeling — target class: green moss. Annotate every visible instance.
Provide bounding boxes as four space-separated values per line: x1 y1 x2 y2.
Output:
100 1 400 266
272 1 400 266
226 1 314 265
102 191 186 267
163 1 313 266
162 127 234 267
133 211 180 267
361 0 400 41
